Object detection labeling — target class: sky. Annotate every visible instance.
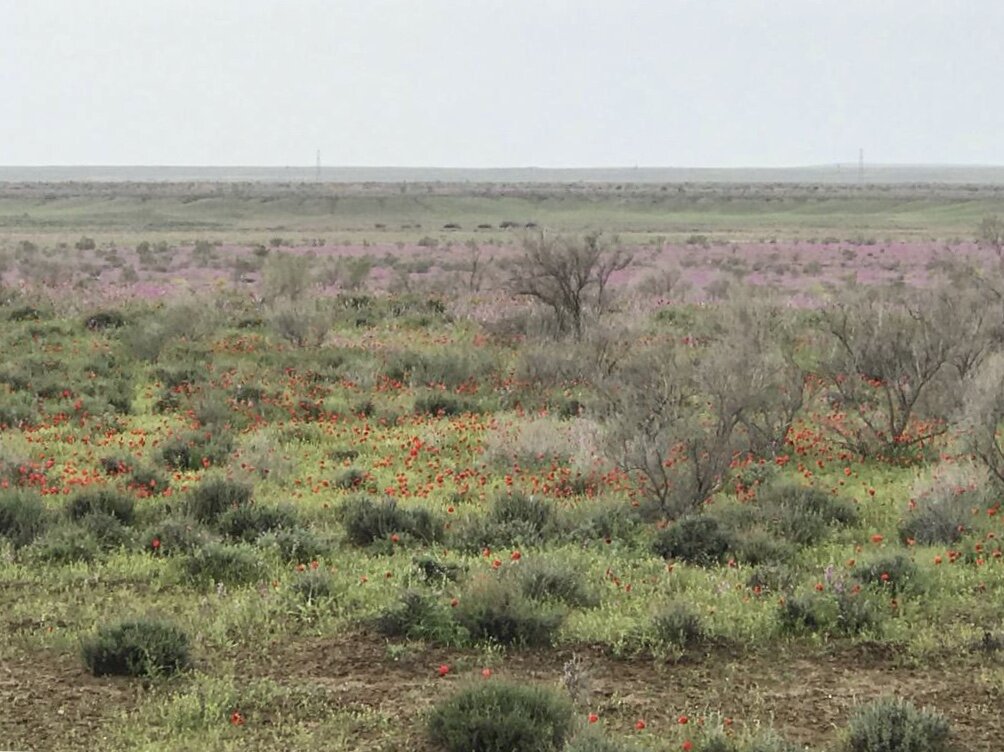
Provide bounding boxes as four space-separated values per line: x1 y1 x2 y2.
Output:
2 0 1003 168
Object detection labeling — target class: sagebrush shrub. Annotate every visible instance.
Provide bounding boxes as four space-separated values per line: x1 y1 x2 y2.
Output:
427 680 574 752
181 543 266 587
186 478 253 523
218 503 298 542
26 524 100 564
652 515 732 566
844 696 950 752
257 526 328 563
652 600 706 648
374 589 462 644
854 554 919 594
455 575 565 647
79 511 133 549
341 495 442 546
289 569 337 602
144 518 215 556
514 557 599 608
159 431 234 471
0 489 47 547
66 489 135 525
81 619 190 678
759 483 858 545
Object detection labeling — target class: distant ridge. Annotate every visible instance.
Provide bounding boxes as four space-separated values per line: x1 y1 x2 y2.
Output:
3 164 1004 184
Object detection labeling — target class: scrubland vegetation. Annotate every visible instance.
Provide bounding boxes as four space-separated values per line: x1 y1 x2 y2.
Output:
1 182 1004 751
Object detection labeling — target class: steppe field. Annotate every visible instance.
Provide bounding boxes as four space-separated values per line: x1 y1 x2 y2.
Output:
3 178 1004 751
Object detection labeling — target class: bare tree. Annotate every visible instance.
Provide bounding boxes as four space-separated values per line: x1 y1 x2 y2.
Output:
508 231 631 339
817 286 978 456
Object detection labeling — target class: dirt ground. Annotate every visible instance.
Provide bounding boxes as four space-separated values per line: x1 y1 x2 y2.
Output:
2 633 1000 751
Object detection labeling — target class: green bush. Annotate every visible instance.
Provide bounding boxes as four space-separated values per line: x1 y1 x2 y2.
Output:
0 489 47 547
127 465 171 496
455 575 565 647
514 557 599 608
81 619 190 678
844 696 950 752
458 493 560 550
854 554 919 594
731 530 794 566
341 495 442 547
413 391 481 417
374 589 463 644
144 518 215 556
66 489 136 525
427 680 574 752
652 516 732 566
898 497 970 546
759 484 858 545
257 526 329 564
218 503 298 542
288 569 338 602
652 600 706 649
186 478 253 523
159 431 234 471
778 591 881 637
181 543 267 587
26 524 100 564
79 511 133 549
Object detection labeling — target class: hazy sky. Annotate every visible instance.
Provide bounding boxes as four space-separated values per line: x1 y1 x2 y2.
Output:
3 0 1003 168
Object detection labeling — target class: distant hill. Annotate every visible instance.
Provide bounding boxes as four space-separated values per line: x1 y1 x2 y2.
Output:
3 164 1004 184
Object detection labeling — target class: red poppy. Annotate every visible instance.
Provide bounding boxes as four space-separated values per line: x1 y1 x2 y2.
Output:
437 664 450 677
682 742 693 752
588 713 599 724
230 711 245 726
635 720 646 730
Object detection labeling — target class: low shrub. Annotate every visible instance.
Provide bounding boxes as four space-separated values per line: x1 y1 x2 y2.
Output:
66 489 135 525
257 526 329 564
843 696 950 752
159 431 234 471
454 575 565 647
341 495 442 547
427 680 574 752
854 554 919 594
0 489 47 547
81 619 190 678
218 503 298 542
514 557 599 608
181 543 267 587
758 484 858 545
651 600 707 649
186 478 253 524
373 589 463 644
144 518 215 557
26 524 100 564
79 511 133 549
778 591 881 637
127 465 171 496
898 496 971 546
413 391 481 417
652 515 732 566
288 569 338 602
